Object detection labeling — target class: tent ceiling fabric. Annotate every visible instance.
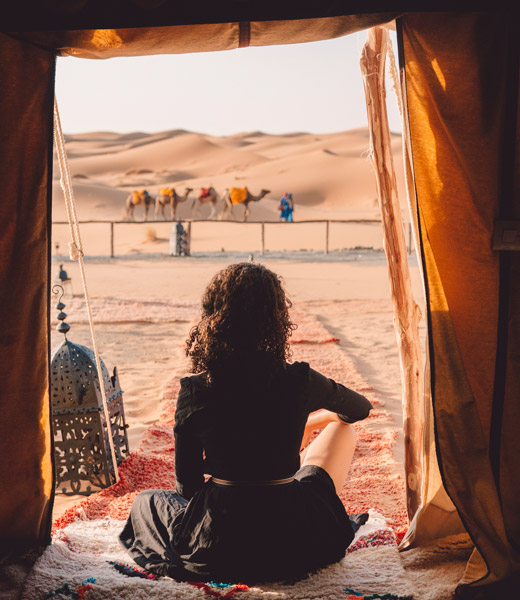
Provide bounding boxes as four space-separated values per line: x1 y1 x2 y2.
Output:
10 14 400 58
3 1 409 32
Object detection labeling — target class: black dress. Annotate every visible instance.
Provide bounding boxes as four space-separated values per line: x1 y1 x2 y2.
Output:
119 361 373 583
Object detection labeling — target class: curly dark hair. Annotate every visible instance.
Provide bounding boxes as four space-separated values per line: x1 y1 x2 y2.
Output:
186 262 296 383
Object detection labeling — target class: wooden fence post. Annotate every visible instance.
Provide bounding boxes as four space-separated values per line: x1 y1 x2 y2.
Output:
110 222 114 258
361 26 424 522
325 221 330 254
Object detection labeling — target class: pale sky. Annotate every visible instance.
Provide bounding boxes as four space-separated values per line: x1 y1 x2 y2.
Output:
55 30 401 136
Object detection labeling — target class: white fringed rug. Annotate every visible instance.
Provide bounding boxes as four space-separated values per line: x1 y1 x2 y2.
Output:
22 512 414 600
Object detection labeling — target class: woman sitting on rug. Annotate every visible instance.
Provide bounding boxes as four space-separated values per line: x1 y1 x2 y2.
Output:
120 262 373 583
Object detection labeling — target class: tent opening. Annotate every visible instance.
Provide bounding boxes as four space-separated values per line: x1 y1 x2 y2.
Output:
49 31 418 545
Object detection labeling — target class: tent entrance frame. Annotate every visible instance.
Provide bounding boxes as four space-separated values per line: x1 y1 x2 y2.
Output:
3 8 520 597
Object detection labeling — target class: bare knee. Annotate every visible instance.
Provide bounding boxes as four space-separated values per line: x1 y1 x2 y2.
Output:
339 420 357 440
301 421 357 469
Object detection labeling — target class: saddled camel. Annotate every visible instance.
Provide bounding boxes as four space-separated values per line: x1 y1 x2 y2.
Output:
220 187 271 221
192 187 221 220
155 187 193 220
125 190 154 221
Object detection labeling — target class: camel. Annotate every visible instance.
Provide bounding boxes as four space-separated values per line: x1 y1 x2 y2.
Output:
220 187 271 222
155 187 193 221
125 190 154 221
192 187 221 220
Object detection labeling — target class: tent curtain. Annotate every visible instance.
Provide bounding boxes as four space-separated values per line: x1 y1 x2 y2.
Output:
0 33 56 551
399 12 520 594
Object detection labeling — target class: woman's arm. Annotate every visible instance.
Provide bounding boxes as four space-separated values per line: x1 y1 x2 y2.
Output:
174 426 205 500
306 367 373 423
173 378 205 500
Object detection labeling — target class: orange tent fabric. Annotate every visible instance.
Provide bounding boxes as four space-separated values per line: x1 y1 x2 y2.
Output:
399 12 520 593
0 32 55 552
9 14 400 59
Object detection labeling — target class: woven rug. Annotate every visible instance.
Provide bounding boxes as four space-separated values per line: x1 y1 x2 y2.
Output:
28 303 412 600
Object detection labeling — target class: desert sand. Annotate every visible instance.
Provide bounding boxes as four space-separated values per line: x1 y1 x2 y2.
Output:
50 127 425 522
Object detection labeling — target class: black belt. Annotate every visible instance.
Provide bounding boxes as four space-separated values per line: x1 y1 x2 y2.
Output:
211 476 294 487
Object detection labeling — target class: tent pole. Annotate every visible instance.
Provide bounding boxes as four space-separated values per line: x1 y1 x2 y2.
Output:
360 26 424 521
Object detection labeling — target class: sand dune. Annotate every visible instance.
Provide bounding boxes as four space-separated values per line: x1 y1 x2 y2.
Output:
53 127 406 224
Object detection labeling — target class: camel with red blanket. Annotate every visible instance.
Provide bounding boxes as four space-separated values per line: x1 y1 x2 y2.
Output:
192 187 220 220
155 187 193 220
220 187 270 221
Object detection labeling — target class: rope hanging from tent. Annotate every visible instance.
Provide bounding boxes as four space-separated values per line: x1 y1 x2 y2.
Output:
53 97 120 483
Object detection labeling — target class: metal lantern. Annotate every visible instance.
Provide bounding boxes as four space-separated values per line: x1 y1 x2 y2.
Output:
50 286 130 495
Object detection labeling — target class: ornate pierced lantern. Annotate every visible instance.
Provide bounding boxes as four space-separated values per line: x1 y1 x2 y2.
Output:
50 288 130 495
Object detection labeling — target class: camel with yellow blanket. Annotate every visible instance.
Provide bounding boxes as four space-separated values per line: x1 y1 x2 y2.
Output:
220 187 270 221
125 190 154 221
155 187 193 220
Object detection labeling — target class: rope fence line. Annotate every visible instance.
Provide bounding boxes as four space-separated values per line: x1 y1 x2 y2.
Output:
52 219 414 258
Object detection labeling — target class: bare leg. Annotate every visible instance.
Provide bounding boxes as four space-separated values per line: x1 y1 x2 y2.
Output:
300 412 357 494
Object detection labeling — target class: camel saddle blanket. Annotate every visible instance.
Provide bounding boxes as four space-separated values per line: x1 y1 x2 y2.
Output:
200 187 212 199
230 186 248 205
131 190 146 205
159 188 173 196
